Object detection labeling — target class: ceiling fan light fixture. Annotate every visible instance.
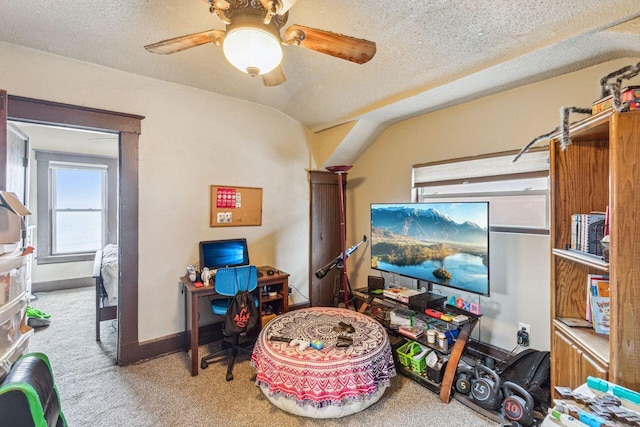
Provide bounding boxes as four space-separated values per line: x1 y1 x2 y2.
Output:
223 15 283 76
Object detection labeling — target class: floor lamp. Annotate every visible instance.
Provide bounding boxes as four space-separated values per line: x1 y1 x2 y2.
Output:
326 165 352 309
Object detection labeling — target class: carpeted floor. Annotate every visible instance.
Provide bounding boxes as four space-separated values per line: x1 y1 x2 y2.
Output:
27 287 498 426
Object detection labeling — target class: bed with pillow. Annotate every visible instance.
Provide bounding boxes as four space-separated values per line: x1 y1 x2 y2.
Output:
93 244 118 341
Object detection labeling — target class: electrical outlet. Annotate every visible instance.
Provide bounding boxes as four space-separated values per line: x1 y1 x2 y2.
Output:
518 322 531 346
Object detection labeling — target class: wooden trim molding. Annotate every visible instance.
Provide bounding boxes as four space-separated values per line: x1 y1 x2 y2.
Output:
117 130 140 364
4 94 144 365
8 95 143 134
32 278 95 293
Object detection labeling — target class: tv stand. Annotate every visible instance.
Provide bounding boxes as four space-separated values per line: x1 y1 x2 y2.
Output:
418 279 433 291
353 288 480 403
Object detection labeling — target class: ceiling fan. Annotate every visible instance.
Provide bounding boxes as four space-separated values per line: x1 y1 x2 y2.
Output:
144 0 376 86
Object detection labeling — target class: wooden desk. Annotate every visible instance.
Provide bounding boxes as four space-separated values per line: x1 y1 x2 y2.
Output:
181 266 289 376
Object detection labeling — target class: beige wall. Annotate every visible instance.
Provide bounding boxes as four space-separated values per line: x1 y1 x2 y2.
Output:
0 41 312 342
4 38 637 351
347 57 640 351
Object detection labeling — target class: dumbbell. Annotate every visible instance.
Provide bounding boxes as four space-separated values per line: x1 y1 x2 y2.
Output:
455 365 474 394
502 381 535 427
471 364 503 411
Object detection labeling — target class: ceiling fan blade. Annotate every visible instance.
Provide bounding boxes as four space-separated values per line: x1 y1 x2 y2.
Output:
259 0 298 14
262 66 286 87
285 25 376 64
144 29 225 55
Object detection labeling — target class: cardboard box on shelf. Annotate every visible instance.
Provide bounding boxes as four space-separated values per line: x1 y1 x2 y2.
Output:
0 192 32 245
592 86 640 114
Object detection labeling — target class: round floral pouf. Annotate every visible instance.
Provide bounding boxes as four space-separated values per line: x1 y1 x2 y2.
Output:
251 307 396 418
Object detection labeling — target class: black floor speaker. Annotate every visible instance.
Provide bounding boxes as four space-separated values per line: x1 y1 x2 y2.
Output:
368 276 385 291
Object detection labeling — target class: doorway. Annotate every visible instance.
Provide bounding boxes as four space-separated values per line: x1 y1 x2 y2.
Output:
11 121 120 354
1 91 143 364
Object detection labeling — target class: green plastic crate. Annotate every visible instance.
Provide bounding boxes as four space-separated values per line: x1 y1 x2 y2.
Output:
411 347 431 373
396 341 421 367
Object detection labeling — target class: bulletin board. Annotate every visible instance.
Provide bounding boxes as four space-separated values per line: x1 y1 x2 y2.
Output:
209 185 263 227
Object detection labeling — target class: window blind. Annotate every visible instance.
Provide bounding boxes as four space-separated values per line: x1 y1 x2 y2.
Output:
413 149 549 187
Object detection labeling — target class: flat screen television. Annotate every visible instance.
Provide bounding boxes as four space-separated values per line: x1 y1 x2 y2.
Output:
370 202 490 296
199 238 250 270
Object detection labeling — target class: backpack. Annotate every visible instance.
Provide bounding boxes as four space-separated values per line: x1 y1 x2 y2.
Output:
224 290 258 334
494 349 551 412
223 269 258 335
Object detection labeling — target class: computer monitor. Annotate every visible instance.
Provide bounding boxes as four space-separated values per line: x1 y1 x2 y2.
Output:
199 238 250 270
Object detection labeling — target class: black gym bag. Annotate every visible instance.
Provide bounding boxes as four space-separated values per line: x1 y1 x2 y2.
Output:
494 349 551 412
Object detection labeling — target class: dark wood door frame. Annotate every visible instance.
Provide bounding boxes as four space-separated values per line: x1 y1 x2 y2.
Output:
1 93 143 365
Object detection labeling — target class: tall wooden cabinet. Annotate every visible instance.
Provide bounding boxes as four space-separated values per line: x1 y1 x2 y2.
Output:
549 110 640 394
309 171 343 307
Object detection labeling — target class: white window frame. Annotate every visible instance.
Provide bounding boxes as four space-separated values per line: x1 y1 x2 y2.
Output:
412 148 550 234
36 150 118 264
50 162 107 255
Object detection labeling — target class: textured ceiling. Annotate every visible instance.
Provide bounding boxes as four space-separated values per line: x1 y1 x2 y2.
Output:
2 1 640 163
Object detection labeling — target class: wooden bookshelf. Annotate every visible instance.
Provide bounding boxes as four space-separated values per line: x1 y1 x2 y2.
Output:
549 110 640 393
551 248 609 271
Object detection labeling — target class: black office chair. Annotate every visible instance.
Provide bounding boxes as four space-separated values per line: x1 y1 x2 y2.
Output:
200 265 259 381
0 353 67 427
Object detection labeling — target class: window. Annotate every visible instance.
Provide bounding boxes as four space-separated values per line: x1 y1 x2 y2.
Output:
36 151 118 263
412 149 549 234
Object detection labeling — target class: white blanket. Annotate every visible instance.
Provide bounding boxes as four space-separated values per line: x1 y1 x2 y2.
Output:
101 244 119 306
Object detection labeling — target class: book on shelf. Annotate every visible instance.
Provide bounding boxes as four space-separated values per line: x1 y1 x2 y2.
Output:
592 276 610 298
398 325 424 340
570 213 582 251
591 295 611 335
586 274 608 322
587 274 610 334
569 212 606 255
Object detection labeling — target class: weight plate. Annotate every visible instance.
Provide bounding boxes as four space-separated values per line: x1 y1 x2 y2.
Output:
503 398 523 420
